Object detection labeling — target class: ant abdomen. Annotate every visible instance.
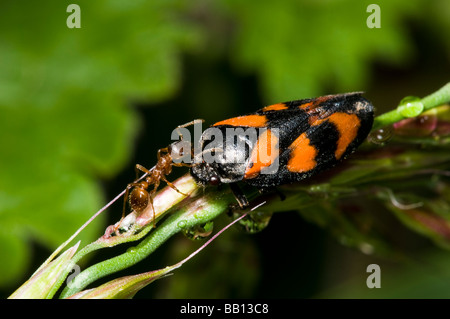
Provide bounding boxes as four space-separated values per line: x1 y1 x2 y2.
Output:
129 185 149 213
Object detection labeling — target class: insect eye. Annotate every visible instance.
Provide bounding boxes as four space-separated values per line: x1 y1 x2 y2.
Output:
209 175 220 186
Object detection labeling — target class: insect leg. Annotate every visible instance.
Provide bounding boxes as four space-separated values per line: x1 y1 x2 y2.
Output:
148 191 156 228
135 164 152 177
161 175 188 196
175 119 205 136
229 183 250 209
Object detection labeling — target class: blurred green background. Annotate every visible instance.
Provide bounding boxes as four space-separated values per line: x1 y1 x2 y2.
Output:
1 0 449 298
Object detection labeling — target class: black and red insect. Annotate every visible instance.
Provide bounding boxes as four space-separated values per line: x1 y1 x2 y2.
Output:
122 92 373 227
190 92 374 205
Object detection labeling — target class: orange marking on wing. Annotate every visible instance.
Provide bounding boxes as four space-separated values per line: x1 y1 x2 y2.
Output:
244 129 279 179
262 103 288 112
298 101 314 110
213 115 267 127
327 113 360 159
308 115 327 126
287 133 317 173
313 95 334 105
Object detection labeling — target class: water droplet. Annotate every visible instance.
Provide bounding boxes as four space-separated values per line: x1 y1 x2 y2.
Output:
397 96 424 118
231 211 273 234
368 126 393 145
127 247 137 254
183 221 214 240
177 220 187 229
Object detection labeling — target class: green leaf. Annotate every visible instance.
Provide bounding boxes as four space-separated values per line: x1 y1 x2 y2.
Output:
9 242 79 299
67 265 177 299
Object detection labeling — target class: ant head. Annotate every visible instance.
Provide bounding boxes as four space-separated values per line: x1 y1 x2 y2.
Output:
129 186 149 213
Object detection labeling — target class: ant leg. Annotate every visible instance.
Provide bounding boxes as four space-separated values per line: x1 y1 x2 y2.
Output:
170 120 204 161
114 183 138 233
151 178 161 196
147 179 162 228
147 192 156 228
176 119 205 133
161 175 188 196
122 184 132 220
173 119 205 146
135 164 152 179
122 183 143 219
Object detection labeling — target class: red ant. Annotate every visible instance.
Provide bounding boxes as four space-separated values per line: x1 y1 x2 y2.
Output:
117 120 203 232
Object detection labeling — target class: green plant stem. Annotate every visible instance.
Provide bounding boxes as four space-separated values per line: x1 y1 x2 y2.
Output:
372 82 450 130
59 189 233 298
